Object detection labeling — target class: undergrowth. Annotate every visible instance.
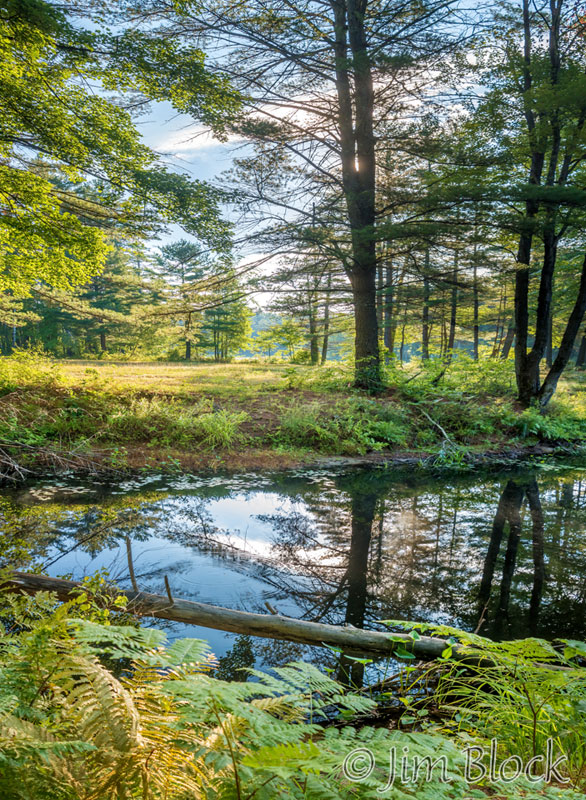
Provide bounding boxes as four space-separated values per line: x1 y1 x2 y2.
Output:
0 583 585 799
1 352 585 473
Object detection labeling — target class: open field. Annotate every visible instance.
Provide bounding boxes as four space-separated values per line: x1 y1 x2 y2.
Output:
1 355 586 476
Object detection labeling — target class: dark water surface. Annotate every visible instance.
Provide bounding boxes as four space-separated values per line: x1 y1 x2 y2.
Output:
3 462 586 663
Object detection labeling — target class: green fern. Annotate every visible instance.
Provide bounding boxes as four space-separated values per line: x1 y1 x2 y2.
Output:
0 592 585 799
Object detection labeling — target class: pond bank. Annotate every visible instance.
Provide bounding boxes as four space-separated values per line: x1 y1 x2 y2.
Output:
2 357 586 482
0 439 583 485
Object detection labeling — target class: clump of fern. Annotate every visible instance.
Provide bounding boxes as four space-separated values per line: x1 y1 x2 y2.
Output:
386 621 586 791
1 590 584 800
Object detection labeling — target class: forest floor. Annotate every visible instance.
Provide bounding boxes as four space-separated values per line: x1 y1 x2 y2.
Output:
1 355 586 478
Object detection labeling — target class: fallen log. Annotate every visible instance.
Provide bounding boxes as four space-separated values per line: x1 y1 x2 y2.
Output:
0 571 562 669
3 571 464 661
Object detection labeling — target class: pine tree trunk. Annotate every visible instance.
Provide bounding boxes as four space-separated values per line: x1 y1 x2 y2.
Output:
491 287 504 358
446 249 459 362
309 297 319 366
514 0 551 406
333 0 380 391
352 269 380 388
500 326 515 360
473 259 479 361
399 305 407 364
576 335 586 368
538 253 586 407
422 255 430 361
376 262 383 333
383 262 393 361
321 273 331 365
100 331 106 352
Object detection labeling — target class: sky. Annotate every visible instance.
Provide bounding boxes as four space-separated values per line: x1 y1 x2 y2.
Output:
139 102 238 186
136 102 275 309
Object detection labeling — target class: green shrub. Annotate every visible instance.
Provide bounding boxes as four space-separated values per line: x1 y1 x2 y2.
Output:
0 350 61 396
106 397 248 449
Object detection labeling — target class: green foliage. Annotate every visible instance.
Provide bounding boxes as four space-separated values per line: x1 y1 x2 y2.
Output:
275 398 409 455
0 0 238 300
107 398 249 450
390 623 586 792
0 593 582 799
3 357 586 473
502 406 586 443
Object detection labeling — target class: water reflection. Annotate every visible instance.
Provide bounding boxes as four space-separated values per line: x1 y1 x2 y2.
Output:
2 465 586 660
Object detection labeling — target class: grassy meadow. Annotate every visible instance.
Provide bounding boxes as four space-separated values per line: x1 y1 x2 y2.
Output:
1 353 586 476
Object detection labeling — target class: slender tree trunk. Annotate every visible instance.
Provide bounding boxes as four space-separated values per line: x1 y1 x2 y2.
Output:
321 272 331 365
538 252 586 406
100 331 107 352
446 248 459 362
399 304 407 364
576 334 586 368
308 291 319 366
422 253 430 361
473 253 479 361
376 262 383 333
492 287 505 358
185 339 191 361
501 326 516 360
384 260 393 360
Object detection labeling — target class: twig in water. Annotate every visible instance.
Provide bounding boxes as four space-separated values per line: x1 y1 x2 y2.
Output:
164 575 174 607
125 535 139 594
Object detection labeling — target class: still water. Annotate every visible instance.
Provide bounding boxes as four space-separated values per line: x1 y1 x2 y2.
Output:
2 463 586 663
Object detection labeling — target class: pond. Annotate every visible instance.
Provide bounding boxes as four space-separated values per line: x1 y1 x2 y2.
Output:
2 462 586 669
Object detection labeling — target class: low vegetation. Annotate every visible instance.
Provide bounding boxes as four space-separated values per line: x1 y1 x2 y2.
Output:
0 353 585 476
1 580 586 799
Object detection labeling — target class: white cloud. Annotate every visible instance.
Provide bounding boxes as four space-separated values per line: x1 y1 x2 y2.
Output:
156 125 243 155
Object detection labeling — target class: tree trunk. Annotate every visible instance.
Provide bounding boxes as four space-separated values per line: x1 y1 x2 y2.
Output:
446 248 459 362
321 271 332 365
333 0 380 391
308 292 319 366
352 268 381 390
384 261 393 360
538 252 586 407
514 0 555 406
100 331 107 352
491 287 505 358
376 262 383 334
473 255 479 361
500 326 515 360
422 254 430 361
399 304 407 364
4 570 494 665
576 335 586 368
185 339 191 361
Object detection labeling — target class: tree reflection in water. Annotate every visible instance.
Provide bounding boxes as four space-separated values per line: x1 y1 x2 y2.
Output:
3 467 586 674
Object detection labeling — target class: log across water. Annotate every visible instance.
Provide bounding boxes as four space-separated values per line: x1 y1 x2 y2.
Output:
0 570 513 666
